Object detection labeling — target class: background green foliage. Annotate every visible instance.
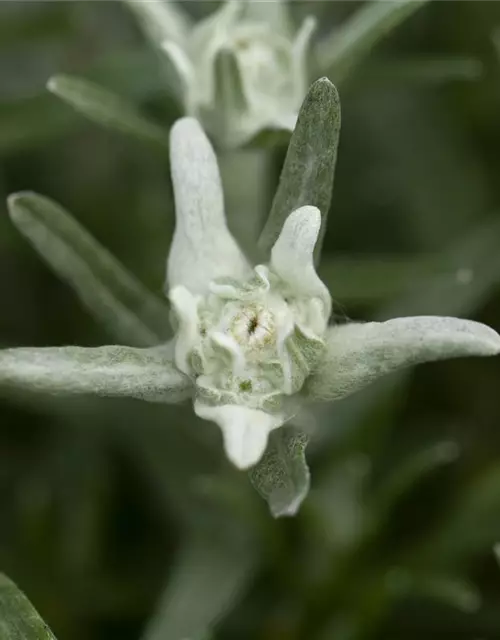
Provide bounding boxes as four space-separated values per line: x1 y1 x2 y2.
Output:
2 2 500 639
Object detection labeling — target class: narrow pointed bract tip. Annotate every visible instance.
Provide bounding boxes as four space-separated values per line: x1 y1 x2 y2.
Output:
313 76 338 91
6 193 20 211
271 493 307 519
6 192 35 216
293 204 321 232
477 323 500 353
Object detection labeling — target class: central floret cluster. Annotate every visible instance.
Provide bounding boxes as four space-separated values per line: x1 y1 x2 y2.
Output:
169 261 330 468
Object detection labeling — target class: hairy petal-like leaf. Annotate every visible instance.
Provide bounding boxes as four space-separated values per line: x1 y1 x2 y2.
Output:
124 0 191 47
8 192 170 347
167 117 250 294
194 402 283 470
249 426 310 518
307 317 500 401
0 345 191 403
271 205 330 305
47 74 168 147
317 0 430 83
258 78 341 264
143 534 256 640
0 574 57 640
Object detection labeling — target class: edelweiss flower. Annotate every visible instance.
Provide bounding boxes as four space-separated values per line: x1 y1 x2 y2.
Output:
128 0 314 147
167 119 330 467
1 117 500 474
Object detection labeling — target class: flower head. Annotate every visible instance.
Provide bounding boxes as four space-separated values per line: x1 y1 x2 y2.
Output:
159 1 315 147
166 118 330 468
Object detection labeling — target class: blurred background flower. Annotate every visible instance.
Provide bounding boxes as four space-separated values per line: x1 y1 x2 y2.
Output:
2 2 500 640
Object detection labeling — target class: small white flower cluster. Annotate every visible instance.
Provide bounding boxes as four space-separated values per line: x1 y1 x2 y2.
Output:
170 239 330 468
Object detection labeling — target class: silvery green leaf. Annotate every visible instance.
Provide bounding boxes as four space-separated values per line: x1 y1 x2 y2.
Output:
249 426 310 518
167 117 250 295
124 0 191 47
142 534 256 640
307 317 500 402
316 0 430 84
0 574 57 640
258 78 341 265
0 345 191 403
8 192 170 347
241 0 293 37
47 74 168 148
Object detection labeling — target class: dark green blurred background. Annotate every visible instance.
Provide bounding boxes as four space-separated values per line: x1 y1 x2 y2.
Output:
2 2 500 639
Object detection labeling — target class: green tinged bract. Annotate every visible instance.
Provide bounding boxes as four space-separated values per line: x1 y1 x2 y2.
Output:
2 81 500 512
